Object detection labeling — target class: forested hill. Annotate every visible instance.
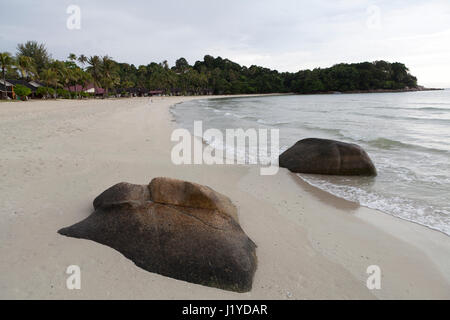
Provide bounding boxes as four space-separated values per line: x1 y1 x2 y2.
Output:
117 56 418 94
283 60 418 94
2 41 419 95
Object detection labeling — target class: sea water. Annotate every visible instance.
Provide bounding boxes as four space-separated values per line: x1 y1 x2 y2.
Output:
171 91 450 235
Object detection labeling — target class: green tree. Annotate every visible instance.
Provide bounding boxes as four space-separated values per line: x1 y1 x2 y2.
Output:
36 86 55 98
40 68 59 98
174 57 189 73
77 54 88 68
86 55 102 87
16 41 51 73
0 52 15 95
100 56 119 96
16 55 37 80
8 41 420 97
14 84 32 99
68 53 77 61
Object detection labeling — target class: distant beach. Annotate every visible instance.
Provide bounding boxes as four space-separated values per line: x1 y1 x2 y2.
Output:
301 86 444 95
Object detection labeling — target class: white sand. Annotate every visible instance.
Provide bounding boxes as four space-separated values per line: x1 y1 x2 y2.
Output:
0 96 449 299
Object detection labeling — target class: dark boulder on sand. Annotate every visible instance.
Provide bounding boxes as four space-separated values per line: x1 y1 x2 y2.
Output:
279 138 377 176
58 177 257 292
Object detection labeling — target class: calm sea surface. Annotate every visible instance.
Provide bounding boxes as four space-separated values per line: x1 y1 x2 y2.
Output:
172 91 450 235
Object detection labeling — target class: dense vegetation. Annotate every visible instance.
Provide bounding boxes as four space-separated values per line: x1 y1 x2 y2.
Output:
13 84 31 99
289 61 418 93
1 41 418 98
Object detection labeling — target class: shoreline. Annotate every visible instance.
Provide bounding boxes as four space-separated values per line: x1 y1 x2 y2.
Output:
0 96 449 299
296 87 445 95
296 173 450 237
1 86 444 105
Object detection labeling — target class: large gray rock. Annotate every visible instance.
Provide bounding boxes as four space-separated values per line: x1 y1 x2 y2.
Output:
279 138 377 176
58 177 257 292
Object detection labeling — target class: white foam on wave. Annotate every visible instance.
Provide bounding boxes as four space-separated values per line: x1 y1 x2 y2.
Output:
201 134 279 166
298 174 450 236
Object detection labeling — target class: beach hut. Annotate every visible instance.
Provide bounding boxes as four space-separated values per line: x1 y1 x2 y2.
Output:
0 79 15 99
65 83 106 97
149 90 164 96
126 87 140 97
85 84 105 97
65 84 84 94
28 81 43 97
8 79 42 99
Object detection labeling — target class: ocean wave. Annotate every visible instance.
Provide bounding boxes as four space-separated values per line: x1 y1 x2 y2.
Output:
256 119 292 126
409 102 450 107
366 137 414 149
300 124 344 137
298 174 450 236
363 137 449 154
223 112 247 119
413 106 450 111
366 106 450 112
202 134 274 165
352 112 450 122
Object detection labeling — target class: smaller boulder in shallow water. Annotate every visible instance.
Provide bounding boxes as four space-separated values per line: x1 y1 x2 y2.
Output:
58 177 257 292
279 138 377 176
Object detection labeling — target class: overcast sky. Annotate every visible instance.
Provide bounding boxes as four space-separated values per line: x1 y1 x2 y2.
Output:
1 0 449 87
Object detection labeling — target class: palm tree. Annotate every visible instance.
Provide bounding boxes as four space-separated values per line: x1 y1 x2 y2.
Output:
77 54 87 68
79 71 93 97
60 66 72 94
70 68 86 99
86 55 102 87
68 53 77 62
40 68 59 99
50 60 70 96
16 55 36 80
100 56 119 96
70 68 79 98
0 52 14 98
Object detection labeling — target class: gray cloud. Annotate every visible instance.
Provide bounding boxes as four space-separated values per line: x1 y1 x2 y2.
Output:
1 0 449 87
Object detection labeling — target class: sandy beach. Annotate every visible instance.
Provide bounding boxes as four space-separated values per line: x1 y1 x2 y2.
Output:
0 96 449 300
